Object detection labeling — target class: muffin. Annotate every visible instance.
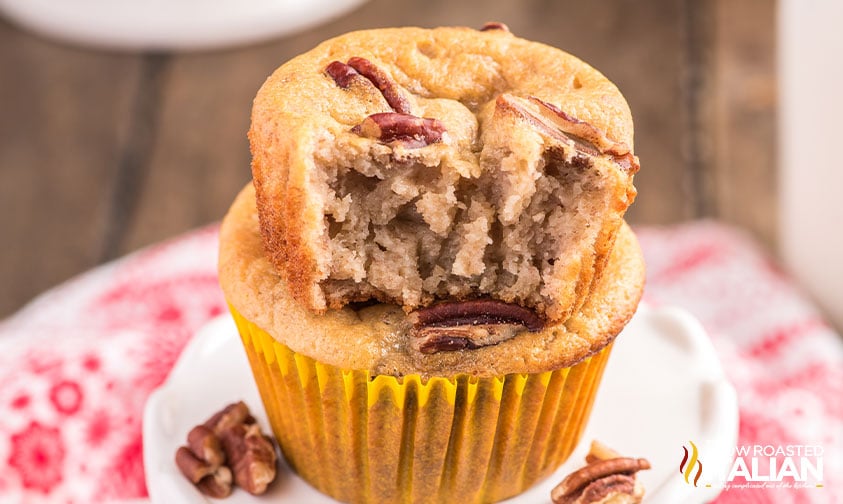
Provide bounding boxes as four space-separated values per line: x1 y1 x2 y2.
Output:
220 25 644 504
249 25 638 322
219 186 643 503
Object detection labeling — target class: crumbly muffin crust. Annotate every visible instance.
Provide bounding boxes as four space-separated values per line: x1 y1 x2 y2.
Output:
249 26 638 321
219 185 644 377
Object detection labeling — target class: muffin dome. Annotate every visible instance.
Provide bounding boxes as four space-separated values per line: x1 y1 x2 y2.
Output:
249 26 639 322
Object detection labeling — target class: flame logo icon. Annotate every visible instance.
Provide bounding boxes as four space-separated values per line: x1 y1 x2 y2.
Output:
680 440 703 486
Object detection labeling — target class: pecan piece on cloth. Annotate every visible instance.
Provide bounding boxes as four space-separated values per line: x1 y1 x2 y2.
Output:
494 94 640 173
551 441 651 504
352 112 446 148
175 401 278 497
408 299 545 354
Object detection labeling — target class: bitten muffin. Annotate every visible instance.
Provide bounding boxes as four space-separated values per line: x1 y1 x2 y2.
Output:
249 25 639 322
219 184 645 503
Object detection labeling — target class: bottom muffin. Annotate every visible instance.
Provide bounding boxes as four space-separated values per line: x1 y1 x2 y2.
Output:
219 185 645 503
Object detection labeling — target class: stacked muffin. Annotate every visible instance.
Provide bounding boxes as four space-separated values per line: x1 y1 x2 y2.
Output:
219 25 644 504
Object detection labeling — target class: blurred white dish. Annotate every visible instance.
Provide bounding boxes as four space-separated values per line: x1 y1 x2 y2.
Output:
0 0 367 51
143 305 738 503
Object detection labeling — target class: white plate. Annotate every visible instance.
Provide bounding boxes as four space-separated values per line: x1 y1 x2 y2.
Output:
0 0 366 51
143 305 738 504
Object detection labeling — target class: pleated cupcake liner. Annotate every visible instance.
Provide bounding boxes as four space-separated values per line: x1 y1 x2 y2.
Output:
230 306 612 504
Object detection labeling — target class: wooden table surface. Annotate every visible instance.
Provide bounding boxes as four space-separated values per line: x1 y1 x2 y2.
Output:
0 0 775 318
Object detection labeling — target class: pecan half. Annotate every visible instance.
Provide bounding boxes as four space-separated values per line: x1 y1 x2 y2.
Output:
480 22 510 32
204 401 252 433
530 97 639 172
554 458 651 497
325 60 360 89
326 57 449 147
219 422 277 495
570 474 637 504
175 444 233 499
550 445 651 504
196 467 234 499
175 446 218 484
176 401 277 498
347 56 412 114
352 112 446 148
187 425 225 468
412 324 525 354
408 299 544 354
495 94 640 173
175 426 232 498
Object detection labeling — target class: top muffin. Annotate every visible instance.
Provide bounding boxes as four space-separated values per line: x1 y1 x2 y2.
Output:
249 25 639 322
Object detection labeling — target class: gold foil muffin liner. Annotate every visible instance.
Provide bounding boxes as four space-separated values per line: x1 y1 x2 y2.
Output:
230 307 612 504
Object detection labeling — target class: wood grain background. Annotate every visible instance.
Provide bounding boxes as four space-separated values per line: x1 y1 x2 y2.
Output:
0 0 776 318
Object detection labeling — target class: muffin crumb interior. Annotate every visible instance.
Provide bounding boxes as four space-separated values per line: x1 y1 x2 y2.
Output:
311 97 623 319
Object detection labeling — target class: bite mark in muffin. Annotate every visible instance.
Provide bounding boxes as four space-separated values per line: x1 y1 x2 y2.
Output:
250 26 639 323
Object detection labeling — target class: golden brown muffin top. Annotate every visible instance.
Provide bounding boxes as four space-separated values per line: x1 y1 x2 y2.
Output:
249 25 638 319
251 26 635 156
219 185 644 377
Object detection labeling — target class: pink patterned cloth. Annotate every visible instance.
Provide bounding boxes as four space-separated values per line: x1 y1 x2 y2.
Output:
0 221 840 503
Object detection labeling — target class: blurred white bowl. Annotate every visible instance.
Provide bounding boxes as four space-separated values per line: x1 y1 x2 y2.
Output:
0 0 367 51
